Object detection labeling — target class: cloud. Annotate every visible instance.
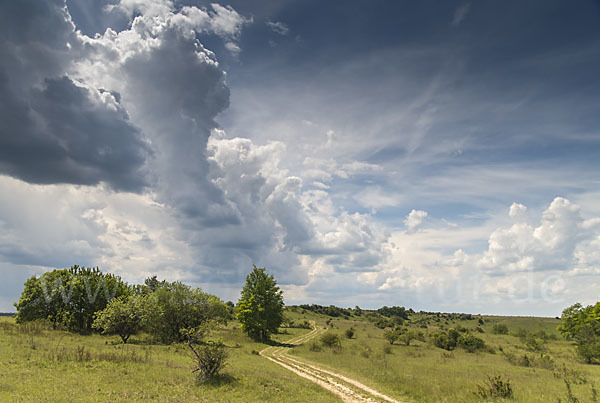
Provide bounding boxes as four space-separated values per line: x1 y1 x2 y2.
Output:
0 0 149 191
404 209 428 232
478 197 597 274
225 41 241 55
452 3 471 27
267 20 289 36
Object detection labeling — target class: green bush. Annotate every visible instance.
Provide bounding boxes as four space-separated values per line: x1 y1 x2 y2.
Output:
432 329 460 351
457 333 486 353
492 323 509 335
92 295 147 343
320 332 341 348
476 375 514 399
345 327 355 339
309 340 323 352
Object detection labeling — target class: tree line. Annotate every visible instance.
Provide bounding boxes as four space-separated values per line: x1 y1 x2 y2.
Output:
12 265 600 366
13 264 284 345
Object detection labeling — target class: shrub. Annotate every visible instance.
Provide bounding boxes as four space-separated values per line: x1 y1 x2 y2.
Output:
320 332 341 349
309 340 323 352
523 333 546 352
383 345 392 354
432 329 460 351
190 341 228 382
476 375 514 400
345 327 355 339
457 333 486 353
492 323 509 335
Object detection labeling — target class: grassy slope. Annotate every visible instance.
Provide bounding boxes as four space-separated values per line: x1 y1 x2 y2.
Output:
0 317 338 403
285 309 600 403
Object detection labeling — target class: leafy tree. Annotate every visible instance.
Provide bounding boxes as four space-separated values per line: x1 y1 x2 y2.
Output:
399 329 425 346
384 329 401 345
14 266 129 333
145 281 228 344
236 265 284 341
92 295 147 343
558 302 600 363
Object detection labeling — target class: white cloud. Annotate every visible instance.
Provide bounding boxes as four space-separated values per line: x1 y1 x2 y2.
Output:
267 20 289 36
404 209 428 232
225 41 241 55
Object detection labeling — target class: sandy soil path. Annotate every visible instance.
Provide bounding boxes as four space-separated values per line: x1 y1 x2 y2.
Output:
260 322 403 403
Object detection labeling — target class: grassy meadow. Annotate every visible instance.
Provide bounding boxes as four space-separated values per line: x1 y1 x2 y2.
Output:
285 309 600 402
0 316 337 403
1 309 599 402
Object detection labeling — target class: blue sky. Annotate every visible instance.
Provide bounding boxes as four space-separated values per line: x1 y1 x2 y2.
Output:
1 0 599 315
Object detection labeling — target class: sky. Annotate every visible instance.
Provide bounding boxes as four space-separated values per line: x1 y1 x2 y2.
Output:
1 0 600 315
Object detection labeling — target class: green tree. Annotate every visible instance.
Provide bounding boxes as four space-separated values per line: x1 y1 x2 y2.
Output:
145 281 228 344
384 329 401 345
92 295 147 343
236 265 284 341
14 266 129 333
558 302 600 363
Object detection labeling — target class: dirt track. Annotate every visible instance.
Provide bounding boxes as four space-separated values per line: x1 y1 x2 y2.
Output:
260 323 403 403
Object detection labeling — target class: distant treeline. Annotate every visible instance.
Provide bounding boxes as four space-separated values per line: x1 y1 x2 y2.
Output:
292 304 479 323
294 304 415 319
0 313 15 317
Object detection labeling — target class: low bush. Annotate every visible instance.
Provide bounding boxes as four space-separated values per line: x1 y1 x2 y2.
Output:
320 332 341 349
476 375 514 400
457 333 486 353
492 323 509 335
431 329 460 351
309 340 322 352
190 341 228 382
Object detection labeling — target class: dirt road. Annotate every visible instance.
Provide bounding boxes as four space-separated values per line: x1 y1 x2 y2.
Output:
260 323 403 403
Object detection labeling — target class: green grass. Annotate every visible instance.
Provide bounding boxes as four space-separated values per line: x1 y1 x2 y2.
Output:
288 313 600 402
0 317 338 402
2 311 600 402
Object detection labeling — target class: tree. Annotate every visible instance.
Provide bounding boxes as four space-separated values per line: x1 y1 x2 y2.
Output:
399 329 425 346
145 281 228 344
558 302 600 363
14 266 129 333
92 295 147 343
236 265 284 341
384 329 401 345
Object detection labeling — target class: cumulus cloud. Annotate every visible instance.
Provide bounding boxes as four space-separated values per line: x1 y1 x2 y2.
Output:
478 197 597 273
404 209 428 232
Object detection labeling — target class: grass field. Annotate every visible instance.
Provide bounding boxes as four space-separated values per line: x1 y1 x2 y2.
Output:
0 316 337 402
1 310 599 402
286 310 600 402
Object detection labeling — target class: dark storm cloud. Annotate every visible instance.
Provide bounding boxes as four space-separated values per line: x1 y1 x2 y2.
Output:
0 0 149 191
